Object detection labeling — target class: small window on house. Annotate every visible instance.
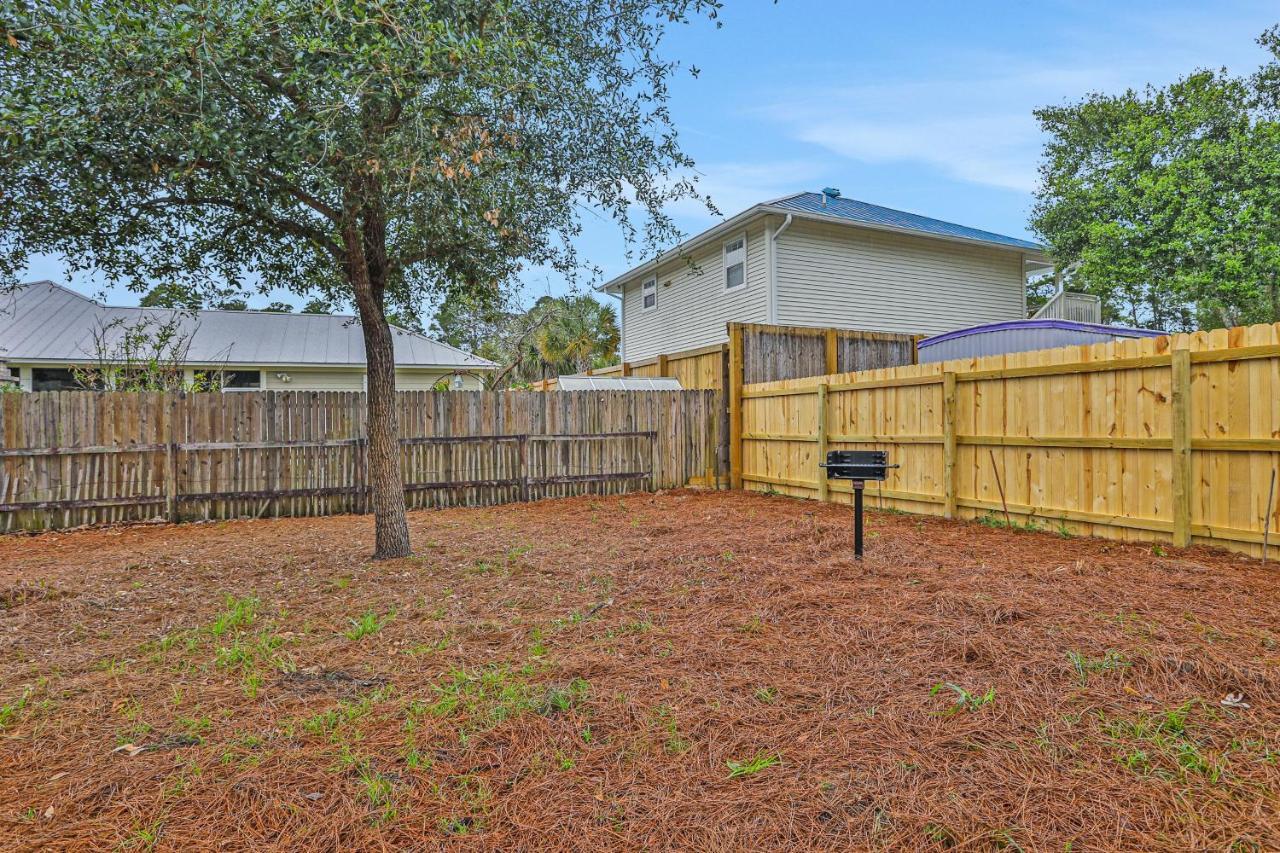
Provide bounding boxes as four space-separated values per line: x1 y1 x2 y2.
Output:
31 367 90 391
219 369 262 390
641 277 657 311
724 235 746 291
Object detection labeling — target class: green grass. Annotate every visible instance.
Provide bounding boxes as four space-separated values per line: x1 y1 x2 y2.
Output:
426 666 589 738
1066 650 1130 686
930 682 996 715
1100 701 1227 781
356 761 398 824
344 610 394 641
726 751 780 779
0 688 32 730
210 595 259 637
977 512 1043 533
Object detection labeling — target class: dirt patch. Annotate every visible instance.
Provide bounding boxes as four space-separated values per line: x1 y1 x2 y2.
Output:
1 491 1278 850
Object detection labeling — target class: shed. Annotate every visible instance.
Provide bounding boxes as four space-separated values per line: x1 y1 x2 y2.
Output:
917 319 1165 363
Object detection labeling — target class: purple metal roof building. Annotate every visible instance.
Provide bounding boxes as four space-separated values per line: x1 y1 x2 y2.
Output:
917 319 1166 364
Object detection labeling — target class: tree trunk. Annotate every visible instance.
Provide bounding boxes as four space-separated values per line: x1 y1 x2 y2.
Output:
346 225 411 560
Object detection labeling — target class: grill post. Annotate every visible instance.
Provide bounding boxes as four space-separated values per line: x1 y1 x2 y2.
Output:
853 480 865 558
819 450 897 560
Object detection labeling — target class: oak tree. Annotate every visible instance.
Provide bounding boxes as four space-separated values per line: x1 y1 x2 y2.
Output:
1 0 718 557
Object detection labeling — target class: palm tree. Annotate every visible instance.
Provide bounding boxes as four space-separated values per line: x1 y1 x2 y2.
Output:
530 295 619 378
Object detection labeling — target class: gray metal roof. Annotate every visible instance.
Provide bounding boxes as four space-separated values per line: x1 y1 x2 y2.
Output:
0 281 495 370
917 319 1166 363
555 375 683 391
770 192 1044 252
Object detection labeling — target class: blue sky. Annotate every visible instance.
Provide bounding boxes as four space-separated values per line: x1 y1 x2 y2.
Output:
22 0 1280 317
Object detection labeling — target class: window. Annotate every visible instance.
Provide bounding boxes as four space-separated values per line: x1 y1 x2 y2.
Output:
641 277 657 311
219 369 262 390
724 234 746 291
31 367 90 391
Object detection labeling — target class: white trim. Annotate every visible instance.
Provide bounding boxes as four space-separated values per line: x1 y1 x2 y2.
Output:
764 219 777 323
722 232 748 293
640 276 658 313
616 287 626 362
1018 253 1027 318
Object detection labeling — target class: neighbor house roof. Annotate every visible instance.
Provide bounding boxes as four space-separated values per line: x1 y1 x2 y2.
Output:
0 281 495 370
600 190 1049 294
770 192 1043 252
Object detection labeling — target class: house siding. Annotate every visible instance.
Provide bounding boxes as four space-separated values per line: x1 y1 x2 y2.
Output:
774 219 1024 336
619 223 769 361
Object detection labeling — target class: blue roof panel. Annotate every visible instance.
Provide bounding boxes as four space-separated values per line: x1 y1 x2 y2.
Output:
770 192 1044 252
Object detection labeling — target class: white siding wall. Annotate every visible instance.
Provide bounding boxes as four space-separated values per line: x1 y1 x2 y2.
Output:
263 369 485 391
774 220 1024 336
620 223 769 361
263 369 365 391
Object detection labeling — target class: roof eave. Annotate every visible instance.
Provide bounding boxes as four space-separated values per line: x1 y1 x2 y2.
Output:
597 202 1050 294
758 205 1049 260
597 204 773 294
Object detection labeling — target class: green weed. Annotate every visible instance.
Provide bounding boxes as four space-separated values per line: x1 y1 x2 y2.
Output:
977 513 1042 532
930 682 996 715
211 595 259 637
0 688 32 730
357 762 398 824
1100 701 1226 781
427 666 588 737
344 610 394 641
1066 650 1130 686
726 751 779 779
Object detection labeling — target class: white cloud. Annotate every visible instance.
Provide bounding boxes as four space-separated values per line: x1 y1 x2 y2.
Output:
756 4 1278 193
669 158 832 225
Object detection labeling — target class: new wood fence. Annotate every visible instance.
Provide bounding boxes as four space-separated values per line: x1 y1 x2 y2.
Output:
738 321 1280 558
0 389 721 531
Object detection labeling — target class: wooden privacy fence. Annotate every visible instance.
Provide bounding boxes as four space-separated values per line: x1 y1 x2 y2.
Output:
738 320 1280 558
531 322 918 391
0 389 721 531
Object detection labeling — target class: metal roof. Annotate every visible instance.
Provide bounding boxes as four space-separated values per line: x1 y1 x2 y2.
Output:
769 192 1044 252
599 190 1048 294
555 375 683 391
918 318 1165 348
0 281 495 370
917 319 1166 364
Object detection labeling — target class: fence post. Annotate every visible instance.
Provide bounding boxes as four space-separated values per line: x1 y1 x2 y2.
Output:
1171 348 1192 548
817 382 829 503
942 371 957 519
518 433 530 502
824 328 838 375
620 361 632 377
165 392 178 523
657 354 669 377
728 323 745 490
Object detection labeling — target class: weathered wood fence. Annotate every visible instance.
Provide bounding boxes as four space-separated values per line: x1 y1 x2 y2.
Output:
0 390 721 531
531 322 919 391
738 320 1280 558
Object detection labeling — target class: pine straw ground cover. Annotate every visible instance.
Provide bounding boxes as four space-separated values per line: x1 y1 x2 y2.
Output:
1 491 1279 851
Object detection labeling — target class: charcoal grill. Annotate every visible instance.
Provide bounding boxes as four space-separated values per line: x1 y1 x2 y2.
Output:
819 450 899 558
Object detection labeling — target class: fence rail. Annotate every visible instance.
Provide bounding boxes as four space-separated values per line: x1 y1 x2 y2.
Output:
738 320 1280 558
1 390 720 531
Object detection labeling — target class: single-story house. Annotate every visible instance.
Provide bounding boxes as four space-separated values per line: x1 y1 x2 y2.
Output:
0 280 495 391
598 188 1052 362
